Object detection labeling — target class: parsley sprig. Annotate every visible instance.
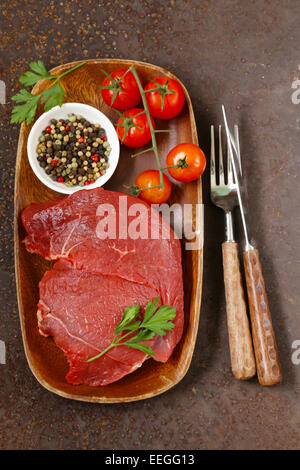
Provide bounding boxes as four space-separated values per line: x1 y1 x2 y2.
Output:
11 60 86 125
87 297 176 363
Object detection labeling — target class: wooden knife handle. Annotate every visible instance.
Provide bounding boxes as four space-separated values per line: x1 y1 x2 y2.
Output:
243 249 282 386
222 242 256 380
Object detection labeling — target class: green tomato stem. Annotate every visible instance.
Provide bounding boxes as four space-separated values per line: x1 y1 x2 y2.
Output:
127 66 164 189
131 146 154 158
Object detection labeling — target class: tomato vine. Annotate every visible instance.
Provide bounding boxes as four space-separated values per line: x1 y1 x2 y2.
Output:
99 65 174 193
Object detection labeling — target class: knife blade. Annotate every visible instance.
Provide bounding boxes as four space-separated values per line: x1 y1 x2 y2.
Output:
222 105 253 251
221 105 282 386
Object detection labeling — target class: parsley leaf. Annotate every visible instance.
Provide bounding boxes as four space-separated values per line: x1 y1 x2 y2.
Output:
114 305 141 335
19 61 53 87
141 304 176 336
40 82 65 111
87 298 176 363
122 343 155 356
11 94 40 125
11 61 86 125
11 89 33 103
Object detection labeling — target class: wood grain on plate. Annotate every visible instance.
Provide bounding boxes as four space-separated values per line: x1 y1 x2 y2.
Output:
14 59 203 403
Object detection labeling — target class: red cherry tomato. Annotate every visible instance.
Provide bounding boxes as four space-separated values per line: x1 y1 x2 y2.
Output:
135 170 172 205
144 77 185 119
100 69 141 110
116 108 155 148
166 143 206 182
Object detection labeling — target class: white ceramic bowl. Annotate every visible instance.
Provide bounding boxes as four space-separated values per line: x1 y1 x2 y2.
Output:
27 103 120 194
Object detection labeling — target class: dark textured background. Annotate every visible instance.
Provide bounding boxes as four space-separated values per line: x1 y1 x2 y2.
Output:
0 0 299 450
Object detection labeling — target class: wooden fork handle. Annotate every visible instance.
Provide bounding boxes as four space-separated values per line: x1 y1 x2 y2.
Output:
243 249 282 386
222 242 256 380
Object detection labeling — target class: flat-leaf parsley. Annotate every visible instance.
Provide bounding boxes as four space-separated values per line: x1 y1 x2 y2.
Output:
87 297 176 362
11 60 86 125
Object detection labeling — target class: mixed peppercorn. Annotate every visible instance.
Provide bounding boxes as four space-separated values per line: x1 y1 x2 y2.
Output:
36 113 111 187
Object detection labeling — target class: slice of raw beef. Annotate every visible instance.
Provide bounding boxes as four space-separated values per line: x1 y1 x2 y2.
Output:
22 188 184 385
38 259 159 386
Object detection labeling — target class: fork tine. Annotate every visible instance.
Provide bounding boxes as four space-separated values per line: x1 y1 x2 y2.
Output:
210 125 216 187
234 125 242 176
218 126 225 185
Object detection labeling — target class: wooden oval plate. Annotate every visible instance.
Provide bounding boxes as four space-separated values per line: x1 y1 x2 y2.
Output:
14 59 203 403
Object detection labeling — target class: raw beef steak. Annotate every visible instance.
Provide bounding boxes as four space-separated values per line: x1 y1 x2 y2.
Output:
22 188 184 385
38 259 159 386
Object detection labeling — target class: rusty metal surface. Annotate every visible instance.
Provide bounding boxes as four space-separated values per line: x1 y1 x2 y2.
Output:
0 0 299 450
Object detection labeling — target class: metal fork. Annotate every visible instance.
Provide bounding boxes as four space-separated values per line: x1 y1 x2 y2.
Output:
210 125 256 380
